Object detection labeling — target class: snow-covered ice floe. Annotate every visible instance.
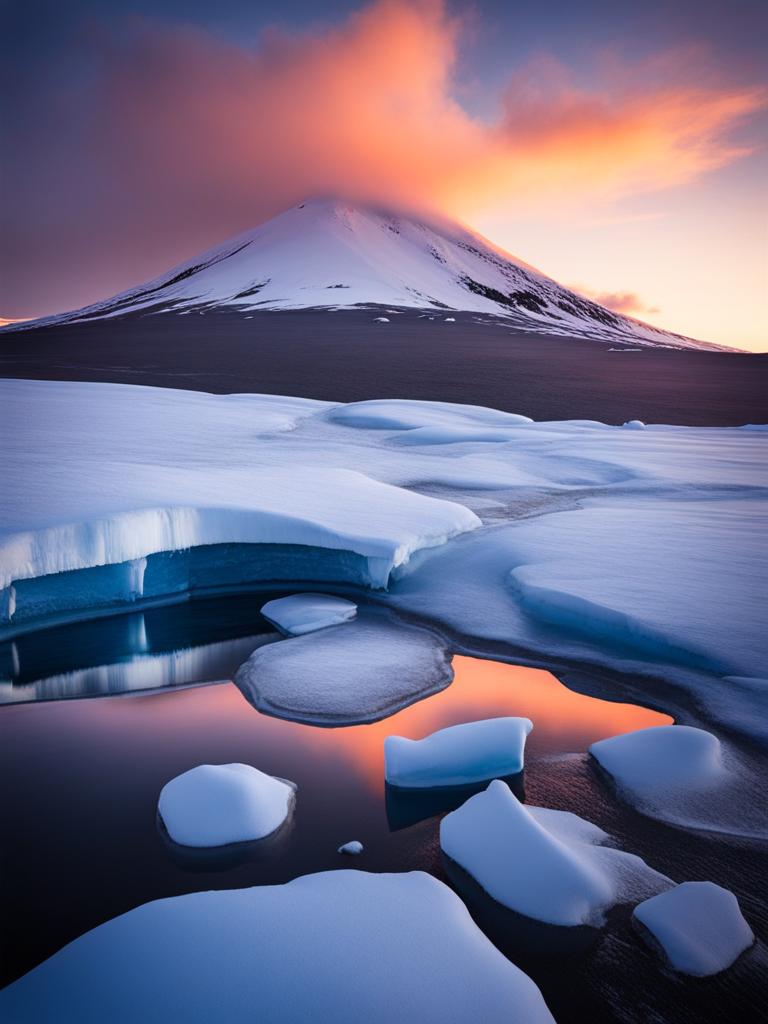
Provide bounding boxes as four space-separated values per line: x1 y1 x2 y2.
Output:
158 763 295 847
385 717 532 789
588 725 751 833
260 593 357 635
0 871 556 1024
235 608 452 725
632 882 754 977
440 780 669 927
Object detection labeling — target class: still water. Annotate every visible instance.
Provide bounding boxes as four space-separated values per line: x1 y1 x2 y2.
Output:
1 596 764 1024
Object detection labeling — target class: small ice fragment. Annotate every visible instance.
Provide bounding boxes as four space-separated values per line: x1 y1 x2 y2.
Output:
444 317 456 322
338 840 364 855
632 881 754 976
261 593 357 635
622 419 645 429
373 316 390 322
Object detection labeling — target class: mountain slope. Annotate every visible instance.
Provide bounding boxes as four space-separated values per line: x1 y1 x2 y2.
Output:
7 198 720 349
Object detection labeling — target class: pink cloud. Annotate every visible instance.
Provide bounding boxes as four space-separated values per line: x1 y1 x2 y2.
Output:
2 0 764 317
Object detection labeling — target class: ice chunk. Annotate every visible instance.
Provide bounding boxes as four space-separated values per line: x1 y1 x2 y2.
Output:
622 420 646 429
373 316 390 322
337 840 364 855
385 717 532 789
261 593 358 635
236 608 452 725
632 882 754 976
440 780 669 927
158 763 295 848
0 871 556 1024
590 725 728 814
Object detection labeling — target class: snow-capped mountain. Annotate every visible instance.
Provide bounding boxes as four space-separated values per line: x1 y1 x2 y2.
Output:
8 198 717 349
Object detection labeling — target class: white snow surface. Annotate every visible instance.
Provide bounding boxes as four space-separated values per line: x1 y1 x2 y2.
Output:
158 763 295 847
8 197 716 349
440 781 669 926
588 726 745 832
0 870 556 1024
1 380 766 786
235 608 453 725
632 882 754 976
385 717 532 788
260 593 357 635
0 380 480 604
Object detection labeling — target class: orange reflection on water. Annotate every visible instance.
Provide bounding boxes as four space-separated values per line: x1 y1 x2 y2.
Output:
217 655 672 791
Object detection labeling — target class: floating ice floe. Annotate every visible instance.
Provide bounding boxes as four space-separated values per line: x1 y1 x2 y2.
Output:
440 780 669 927
158 763 295 848
0 871 556 1024
337 840 364 855
373 316 390 323
385 717 532 789
589 725 730 826
236 608 453 725
622 420 646 429
632 882 754 976
261 593 357 635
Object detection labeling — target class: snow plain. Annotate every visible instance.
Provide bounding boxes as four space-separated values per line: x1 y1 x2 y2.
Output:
385 717 533 788
632 882 754 976
157 763 295 848
0 871 556 1024
1 380 766 828
440 781 669 927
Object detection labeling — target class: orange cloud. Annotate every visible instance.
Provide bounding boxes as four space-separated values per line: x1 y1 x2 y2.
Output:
2 0 765 317
569 287 660 316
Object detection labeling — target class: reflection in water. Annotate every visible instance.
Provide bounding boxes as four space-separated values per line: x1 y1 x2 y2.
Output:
0 595 281 703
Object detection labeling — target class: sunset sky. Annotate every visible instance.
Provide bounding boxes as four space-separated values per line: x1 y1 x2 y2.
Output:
2 0 766 350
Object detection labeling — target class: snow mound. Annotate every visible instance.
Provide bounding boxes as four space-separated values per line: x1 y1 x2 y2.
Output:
328 398 533 431
632 882 754 976
440 780 669 927
261 593 357 635
590 725 729 817
0 871 556 1024
158 763 295 847
235 608 453 725
385 717 532 789
338 841 364 855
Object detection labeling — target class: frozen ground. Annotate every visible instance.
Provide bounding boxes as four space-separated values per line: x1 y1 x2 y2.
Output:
1 379 766 831
0 870 556 1024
